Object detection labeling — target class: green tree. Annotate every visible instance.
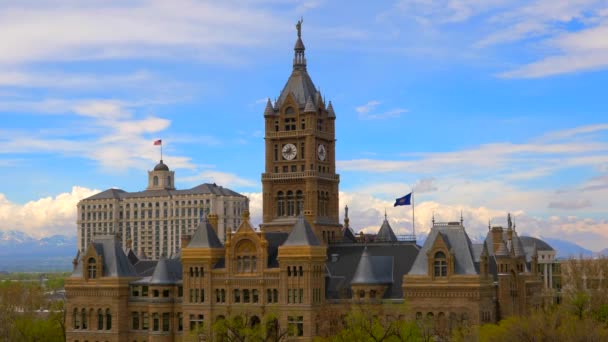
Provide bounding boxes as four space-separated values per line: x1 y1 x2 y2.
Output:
210 313 290 342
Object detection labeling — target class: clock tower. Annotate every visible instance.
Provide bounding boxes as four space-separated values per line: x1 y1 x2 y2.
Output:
261 20 341 243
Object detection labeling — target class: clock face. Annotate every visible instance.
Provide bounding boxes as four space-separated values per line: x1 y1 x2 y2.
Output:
317 144 327 161
282 143 297 160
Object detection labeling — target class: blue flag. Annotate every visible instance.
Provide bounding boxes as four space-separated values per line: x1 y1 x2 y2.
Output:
394 193 412 207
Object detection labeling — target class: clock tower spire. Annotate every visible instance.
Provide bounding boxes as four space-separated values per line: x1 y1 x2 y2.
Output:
260 20 341 244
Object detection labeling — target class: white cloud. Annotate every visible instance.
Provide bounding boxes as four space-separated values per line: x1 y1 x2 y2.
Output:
0 99 206 171
181 171 257 188
0 1 291 66
355 100 407 120
0 186 99 238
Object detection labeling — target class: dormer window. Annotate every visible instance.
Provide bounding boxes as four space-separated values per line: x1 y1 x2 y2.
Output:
433 252 447 277
87 257 97 279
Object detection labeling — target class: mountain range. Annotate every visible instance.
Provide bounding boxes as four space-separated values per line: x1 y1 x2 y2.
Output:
0 230 605 272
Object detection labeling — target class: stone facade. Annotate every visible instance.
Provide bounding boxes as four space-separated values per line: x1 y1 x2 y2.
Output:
65 22 549 342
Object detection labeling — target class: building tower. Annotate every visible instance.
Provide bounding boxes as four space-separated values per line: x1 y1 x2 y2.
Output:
147 160 175 190
261 19 341 243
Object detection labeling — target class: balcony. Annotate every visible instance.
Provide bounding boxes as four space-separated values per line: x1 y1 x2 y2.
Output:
261 171 339 181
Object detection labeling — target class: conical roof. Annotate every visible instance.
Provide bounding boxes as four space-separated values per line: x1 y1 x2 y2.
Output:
304 96 316 112
149 257 171 285
377 218 398 242
327 101 336 118
283 215 320 246
351 247 393 285
264 98 275 116
187 217 223 248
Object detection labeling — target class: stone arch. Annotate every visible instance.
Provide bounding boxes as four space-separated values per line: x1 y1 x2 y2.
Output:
249 315 261 327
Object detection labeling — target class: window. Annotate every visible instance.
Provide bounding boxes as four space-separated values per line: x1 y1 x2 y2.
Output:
162 313 170 332
433 251 447 277
189 314 204 331
87 258 97 279
73 308 80 329
153 176 158 186
153 313 159 331
81 309 87 329
288 316 304 336
106 309 112 330
142 313 149 330
178 313 183 331
97 309 104 330
277 192 285 217
132 312 140 330
296 190 304 215
163 289 170 298
287 191 295 216
243 289 250 303
234 289 241 303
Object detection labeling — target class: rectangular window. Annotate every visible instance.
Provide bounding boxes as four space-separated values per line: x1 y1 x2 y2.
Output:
288 289 292 304
234 289 241 303
142 286 148 297
142 313 149 330
243 289 250 303
288 316 304 336
153 313 159 331
299 288 303 303
253 289 259 303
178 313 183 331
132 312 139 330
162 313 170 332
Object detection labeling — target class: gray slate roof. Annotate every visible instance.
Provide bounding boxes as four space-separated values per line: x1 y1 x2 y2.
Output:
133 257 183 285
283 215 320 246
351 247 394 285
187 218 223 249
84 182 245 201
71 235 137 278
326 242 419 299
376 219 398 242
277 69 318 108
409 223 478 276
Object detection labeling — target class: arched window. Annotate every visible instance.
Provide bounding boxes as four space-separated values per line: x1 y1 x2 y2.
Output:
97 309 104 330
153 176 159 186
87 258 97 279
106 309 112 330
434 251 447 277
287 191 295 216
285 107 295 115
296 190 304 215
236 240 256 273
81 308 87 329
277 192 285 217
73 308 80 329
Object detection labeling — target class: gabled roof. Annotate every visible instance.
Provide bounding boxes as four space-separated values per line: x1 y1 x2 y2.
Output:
74 235 137 277
408 222 477 275
187 218 223 249
85 188 126 200
342 226 357 243
283 215 320 246
351 247 394 285
376 219 398 242
304 96 316 112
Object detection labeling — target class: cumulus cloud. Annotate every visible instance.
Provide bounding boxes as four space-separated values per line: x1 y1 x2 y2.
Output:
0 186 99 238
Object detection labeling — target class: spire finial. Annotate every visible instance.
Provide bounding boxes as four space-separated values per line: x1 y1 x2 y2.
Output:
432 211 435 225
296 17 303 38
460 210 464 225
507 212 513 230
488 219 491 231
345 205 349 218
384 208 387 221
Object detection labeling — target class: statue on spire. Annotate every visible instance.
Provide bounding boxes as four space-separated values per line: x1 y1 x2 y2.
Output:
296 17 303 37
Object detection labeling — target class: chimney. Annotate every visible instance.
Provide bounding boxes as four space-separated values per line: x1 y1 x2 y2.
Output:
491 226 503 254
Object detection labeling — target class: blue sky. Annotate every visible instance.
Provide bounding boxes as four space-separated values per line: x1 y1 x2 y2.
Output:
1 0 608 251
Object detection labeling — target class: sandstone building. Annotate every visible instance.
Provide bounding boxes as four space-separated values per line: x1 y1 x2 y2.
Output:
76 161 249 259
65 23 548 342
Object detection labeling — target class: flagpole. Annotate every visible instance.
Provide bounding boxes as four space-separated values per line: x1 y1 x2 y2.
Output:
161 142 163 161
412 188 416 239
